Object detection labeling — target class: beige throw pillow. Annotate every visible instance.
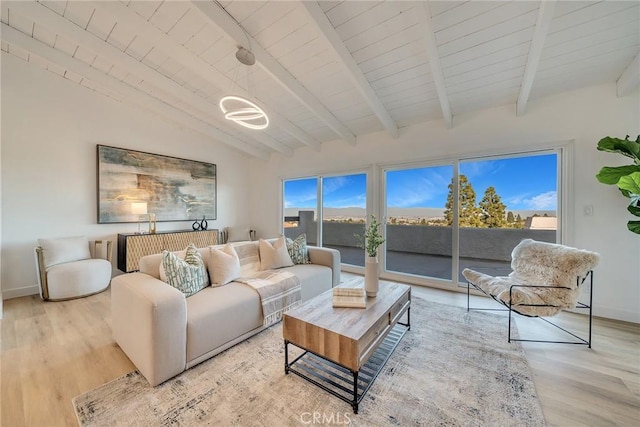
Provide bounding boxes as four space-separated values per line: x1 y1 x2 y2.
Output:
259 237 293 270
226 226 253 242
208 244 241 286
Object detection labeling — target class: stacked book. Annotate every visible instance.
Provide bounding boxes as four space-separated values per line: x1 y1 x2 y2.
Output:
332 287 366 309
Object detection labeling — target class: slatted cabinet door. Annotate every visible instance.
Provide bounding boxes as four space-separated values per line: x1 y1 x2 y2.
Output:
117 230 219 272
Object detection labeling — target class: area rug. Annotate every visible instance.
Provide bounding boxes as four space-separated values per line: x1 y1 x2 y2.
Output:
74 297 545 426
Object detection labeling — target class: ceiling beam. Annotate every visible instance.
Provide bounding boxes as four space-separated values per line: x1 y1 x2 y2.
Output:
617 52 640 97
190 0 357 146
95 0 321 152
1 22 269 160
517 0 556 116
416 2 452 129
13 1 292 156
300 1 398 139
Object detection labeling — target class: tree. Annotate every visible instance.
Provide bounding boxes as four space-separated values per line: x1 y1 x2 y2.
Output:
479 186 507 228
444 175 483 227
507 211 515 223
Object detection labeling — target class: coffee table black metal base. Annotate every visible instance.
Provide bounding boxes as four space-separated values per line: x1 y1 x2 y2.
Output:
284 321 410 414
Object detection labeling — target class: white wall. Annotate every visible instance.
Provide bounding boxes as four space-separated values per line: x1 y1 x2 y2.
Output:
3 50 638 323
0 54 3 319
1 53 254 298
249 83 640 323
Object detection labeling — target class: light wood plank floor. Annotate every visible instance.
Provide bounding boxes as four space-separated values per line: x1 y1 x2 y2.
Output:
1 276 638 426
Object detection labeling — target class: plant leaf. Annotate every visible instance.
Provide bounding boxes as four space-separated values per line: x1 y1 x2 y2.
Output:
597 136 640 163
628 204 640 217
627 220 640 235
596 165 640 184
617 171 640 195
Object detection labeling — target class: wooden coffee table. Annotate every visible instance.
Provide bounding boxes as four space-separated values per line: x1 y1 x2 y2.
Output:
283 280 411 413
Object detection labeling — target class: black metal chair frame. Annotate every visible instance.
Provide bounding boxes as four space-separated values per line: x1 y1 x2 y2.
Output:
466 270 594 347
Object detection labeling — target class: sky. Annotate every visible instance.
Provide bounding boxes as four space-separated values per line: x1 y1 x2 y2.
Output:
285 153 557 212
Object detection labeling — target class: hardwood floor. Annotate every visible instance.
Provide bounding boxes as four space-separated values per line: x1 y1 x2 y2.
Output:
1 276 638 426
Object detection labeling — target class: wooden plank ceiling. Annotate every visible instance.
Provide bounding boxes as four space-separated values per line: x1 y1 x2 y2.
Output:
2 1 638 159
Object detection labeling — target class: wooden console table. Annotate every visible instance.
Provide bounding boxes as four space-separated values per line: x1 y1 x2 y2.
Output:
117 229 218 272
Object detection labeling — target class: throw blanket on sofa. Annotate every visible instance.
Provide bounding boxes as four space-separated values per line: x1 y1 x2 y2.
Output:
235 270 301 327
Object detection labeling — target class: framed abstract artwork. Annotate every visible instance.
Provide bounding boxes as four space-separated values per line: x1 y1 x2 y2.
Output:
97 145 217 223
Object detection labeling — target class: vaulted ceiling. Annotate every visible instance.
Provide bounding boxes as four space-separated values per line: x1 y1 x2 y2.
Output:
2 1 639 159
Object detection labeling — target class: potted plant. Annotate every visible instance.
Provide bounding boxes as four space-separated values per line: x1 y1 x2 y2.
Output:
595 135 640 234
355 215 386 297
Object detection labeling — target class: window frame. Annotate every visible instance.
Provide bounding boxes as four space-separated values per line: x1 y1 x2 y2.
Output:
279 140 573 291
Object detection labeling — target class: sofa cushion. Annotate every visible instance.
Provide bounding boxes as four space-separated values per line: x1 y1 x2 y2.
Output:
285 264 333 301
185 283 263 362
208 244 241 286
38 236 91 268
286 234 311 265
159 244 209 297
259 237 293 270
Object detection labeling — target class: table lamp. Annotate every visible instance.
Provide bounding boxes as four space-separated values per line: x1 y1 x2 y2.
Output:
131 202 147 234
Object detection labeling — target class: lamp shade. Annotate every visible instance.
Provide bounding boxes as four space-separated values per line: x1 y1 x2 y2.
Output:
131 202 147 215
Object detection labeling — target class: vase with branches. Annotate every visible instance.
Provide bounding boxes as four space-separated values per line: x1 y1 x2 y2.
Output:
355 215 385 297
355 215 386 257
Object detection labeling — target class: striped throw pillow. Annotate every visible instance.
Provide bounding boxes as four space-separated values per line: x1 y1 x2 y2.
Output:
286 234 311 265
160 243 209 297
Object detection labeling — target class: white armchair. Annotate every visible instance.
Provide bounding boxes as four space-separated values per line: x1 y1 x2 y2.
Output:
463 239 600 346
35 236 113 301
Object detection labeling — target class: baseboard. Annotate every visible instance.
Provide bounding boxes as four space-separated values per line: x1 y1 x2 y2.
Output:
2 285 39 300
594 306 640 324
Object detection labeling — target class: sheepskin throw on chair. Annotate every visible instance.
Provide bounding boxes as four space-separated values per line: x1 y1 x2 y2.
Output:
462 239 600 317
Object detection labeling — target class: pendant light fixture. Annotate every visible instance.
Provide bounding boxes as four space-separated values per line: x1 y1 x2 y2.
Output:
219 47 269 130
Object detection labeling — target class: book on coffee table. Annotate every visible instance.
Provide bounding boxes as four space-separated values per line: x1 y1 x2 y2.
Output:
332 287 366 308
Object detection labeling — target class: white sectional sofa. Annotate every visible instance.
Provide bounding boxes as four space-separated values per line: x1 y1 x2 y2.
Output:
111 239 340 386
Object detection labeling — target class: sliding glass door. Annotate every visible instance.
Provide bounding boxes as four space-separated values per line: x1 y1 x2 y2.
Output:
382 150 560 286
457 153 559 282
322 173 367 267
283 172 367 266
283 177 318 245
385 165 454 280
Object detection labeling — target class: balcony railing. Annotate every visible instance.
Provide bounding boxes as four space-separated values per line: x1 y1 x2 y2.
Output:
285 211 555 281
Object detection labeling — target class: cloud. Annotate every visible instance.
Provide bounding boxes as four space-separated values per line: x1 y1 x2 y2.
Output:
323 176 350 194
284 189 317 208
325 193 366 208
387 168 451 208
461 160 504 179
521 191 557 210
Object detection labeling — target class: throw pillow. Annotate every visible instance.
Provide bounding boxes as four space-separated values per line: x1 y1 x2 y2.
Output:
259 236 294 270
37 236 91 268
286 234 311 265
208 244 241 286
226 226 253 242
159 243 209 297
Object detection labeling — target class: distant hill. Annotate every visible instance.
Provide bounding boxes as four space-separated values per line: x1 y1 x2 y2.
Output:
285 207 556 219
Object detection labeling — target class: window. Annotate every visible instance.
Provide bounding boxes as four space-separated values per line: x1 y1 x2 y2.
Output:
382 150 560 287
283 173 367 266
385 165 454 280
283 177 318 245
281 148 562 289
457 153 558 282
